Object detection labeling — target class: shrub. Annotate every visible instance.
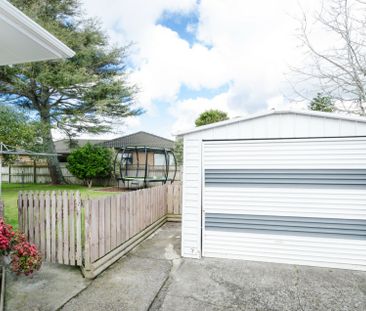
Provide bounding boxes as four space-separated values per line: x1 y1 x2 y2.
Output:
0 219 14 253
67 143 113 188
0 218 42 276
11 233 42 276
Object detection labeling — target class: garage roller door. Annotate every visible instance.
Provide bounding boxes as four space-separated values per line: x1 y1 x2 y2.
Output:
202 138 366 270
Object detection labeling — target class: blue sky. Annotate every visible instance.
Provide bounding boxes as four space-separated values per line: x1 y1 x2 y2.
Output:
157 11 198 46
77 0 321 140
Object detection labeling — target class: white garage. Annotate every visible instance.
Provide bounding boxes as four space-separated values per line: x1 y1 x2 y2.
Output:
179 110 366 271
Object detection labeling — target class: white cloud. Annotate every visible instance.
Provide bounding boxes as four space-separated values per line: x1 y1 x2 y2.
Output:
169 90 244 134
82 0 196 43
80 0 329 138
129 25 230 112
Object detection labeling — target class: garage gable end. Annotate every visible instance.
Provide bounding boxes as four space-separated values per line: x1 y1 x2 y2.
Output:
180 110 366 140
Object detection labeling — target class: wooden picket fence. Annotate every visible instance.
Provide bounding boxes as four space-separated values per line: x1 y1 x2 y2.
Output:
18 191 83 266
17 183 181 277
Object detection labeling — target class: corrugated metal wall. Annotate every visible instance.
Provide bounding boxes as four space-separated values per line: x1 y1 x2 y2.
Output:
181 112 366 264
201 138 366 270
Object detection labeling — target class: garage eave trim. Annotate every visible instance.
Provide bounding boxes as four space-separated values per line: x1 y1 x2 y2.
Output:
175 110 366 137
0 0 75 64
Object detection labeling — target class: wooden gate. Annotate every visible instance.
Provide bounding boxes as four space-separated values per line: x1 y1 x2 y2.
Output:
18 191 82 266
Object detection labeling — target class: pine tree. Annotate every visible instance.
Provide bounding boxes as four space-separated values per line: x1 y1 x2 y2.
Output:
0 0 141 183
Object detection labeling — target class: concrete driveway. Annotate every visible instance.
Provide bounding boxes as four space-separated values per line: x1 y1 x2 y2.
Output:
61 222 366 311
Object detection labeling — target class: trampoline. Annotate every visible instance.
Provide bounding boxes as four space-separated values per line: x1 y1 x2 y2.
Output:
114 146 177 188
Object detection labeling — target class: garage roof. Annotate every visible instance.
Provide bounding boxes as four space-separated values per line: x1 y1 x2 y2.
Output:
0 0 74 65
177 110 366 136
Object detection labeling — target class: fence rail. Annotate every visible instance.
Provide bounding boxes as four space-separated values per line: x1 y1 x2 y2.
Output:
18 183 182 277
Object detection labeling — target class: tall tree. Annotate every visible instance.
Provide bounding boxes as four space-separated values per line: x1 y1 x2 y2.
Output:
292 0 366 115
309 93 335 112
195 109 229 127
0 0 141 184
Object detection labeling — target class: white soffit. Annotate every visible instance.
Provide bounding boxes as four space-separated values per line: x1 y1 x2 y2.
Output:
0 0 75 66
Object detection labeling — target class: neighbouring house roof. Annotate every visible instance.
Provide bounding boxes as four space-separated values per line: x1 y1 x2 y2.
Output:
0 0 74 65
101 131 174 150
54 139 108 154
176 109 366 136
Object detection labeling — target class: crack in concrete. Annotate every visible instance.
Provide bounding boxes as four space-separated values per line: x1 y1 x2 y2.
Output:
128 253 173 262
57 279 94 311
146 244 183 311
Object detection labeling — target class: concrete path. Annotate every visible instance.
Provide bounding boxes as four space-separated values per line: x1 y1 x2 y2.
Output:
61 222 181 311
5 263 91 311
6 222 366 310
62 222 366 311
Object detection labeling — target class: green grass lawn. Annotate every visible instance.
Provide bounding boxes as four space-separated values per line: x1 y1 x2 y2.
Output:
1 183 116 229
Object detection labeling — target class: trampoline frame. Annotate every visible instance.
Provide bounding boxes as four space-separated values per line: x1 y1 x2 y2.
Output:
114 146 177 188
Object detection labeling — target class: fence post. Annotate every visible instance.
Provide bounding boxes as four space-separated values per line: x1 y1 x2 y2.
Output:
17 192 22 230
8 165 11 183
33 160 37 184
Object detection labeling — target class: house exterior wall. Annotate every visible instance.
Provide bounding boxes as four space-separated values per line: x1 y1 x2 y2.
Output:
131 152 154 166
181 112 366 259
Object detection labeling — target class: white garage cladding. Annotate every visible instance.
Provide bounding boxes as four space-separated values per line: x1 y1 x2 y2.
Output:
178 110 366 271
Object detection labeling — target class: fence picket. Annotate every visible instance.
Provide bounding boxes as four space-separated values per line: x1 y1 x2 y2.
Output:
34 192 40 248
69 192 75 265
125 192 130 240
98 197 105 258
63 192 69 265
45 192 51 261
91 199 99 262
75 192 82 266
57 192 63 264
115 195 121 246
134 191 137 234
143 190 148 228
28 192 34 241
39 191 45 255
84 198 91 268
119 194 125 243
129 192 133 238
51 191 57 263
111 196 117 250
159 187 162 218
175 184 180 214
152 188 155 221
23 192 28 236
105 197 111 253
